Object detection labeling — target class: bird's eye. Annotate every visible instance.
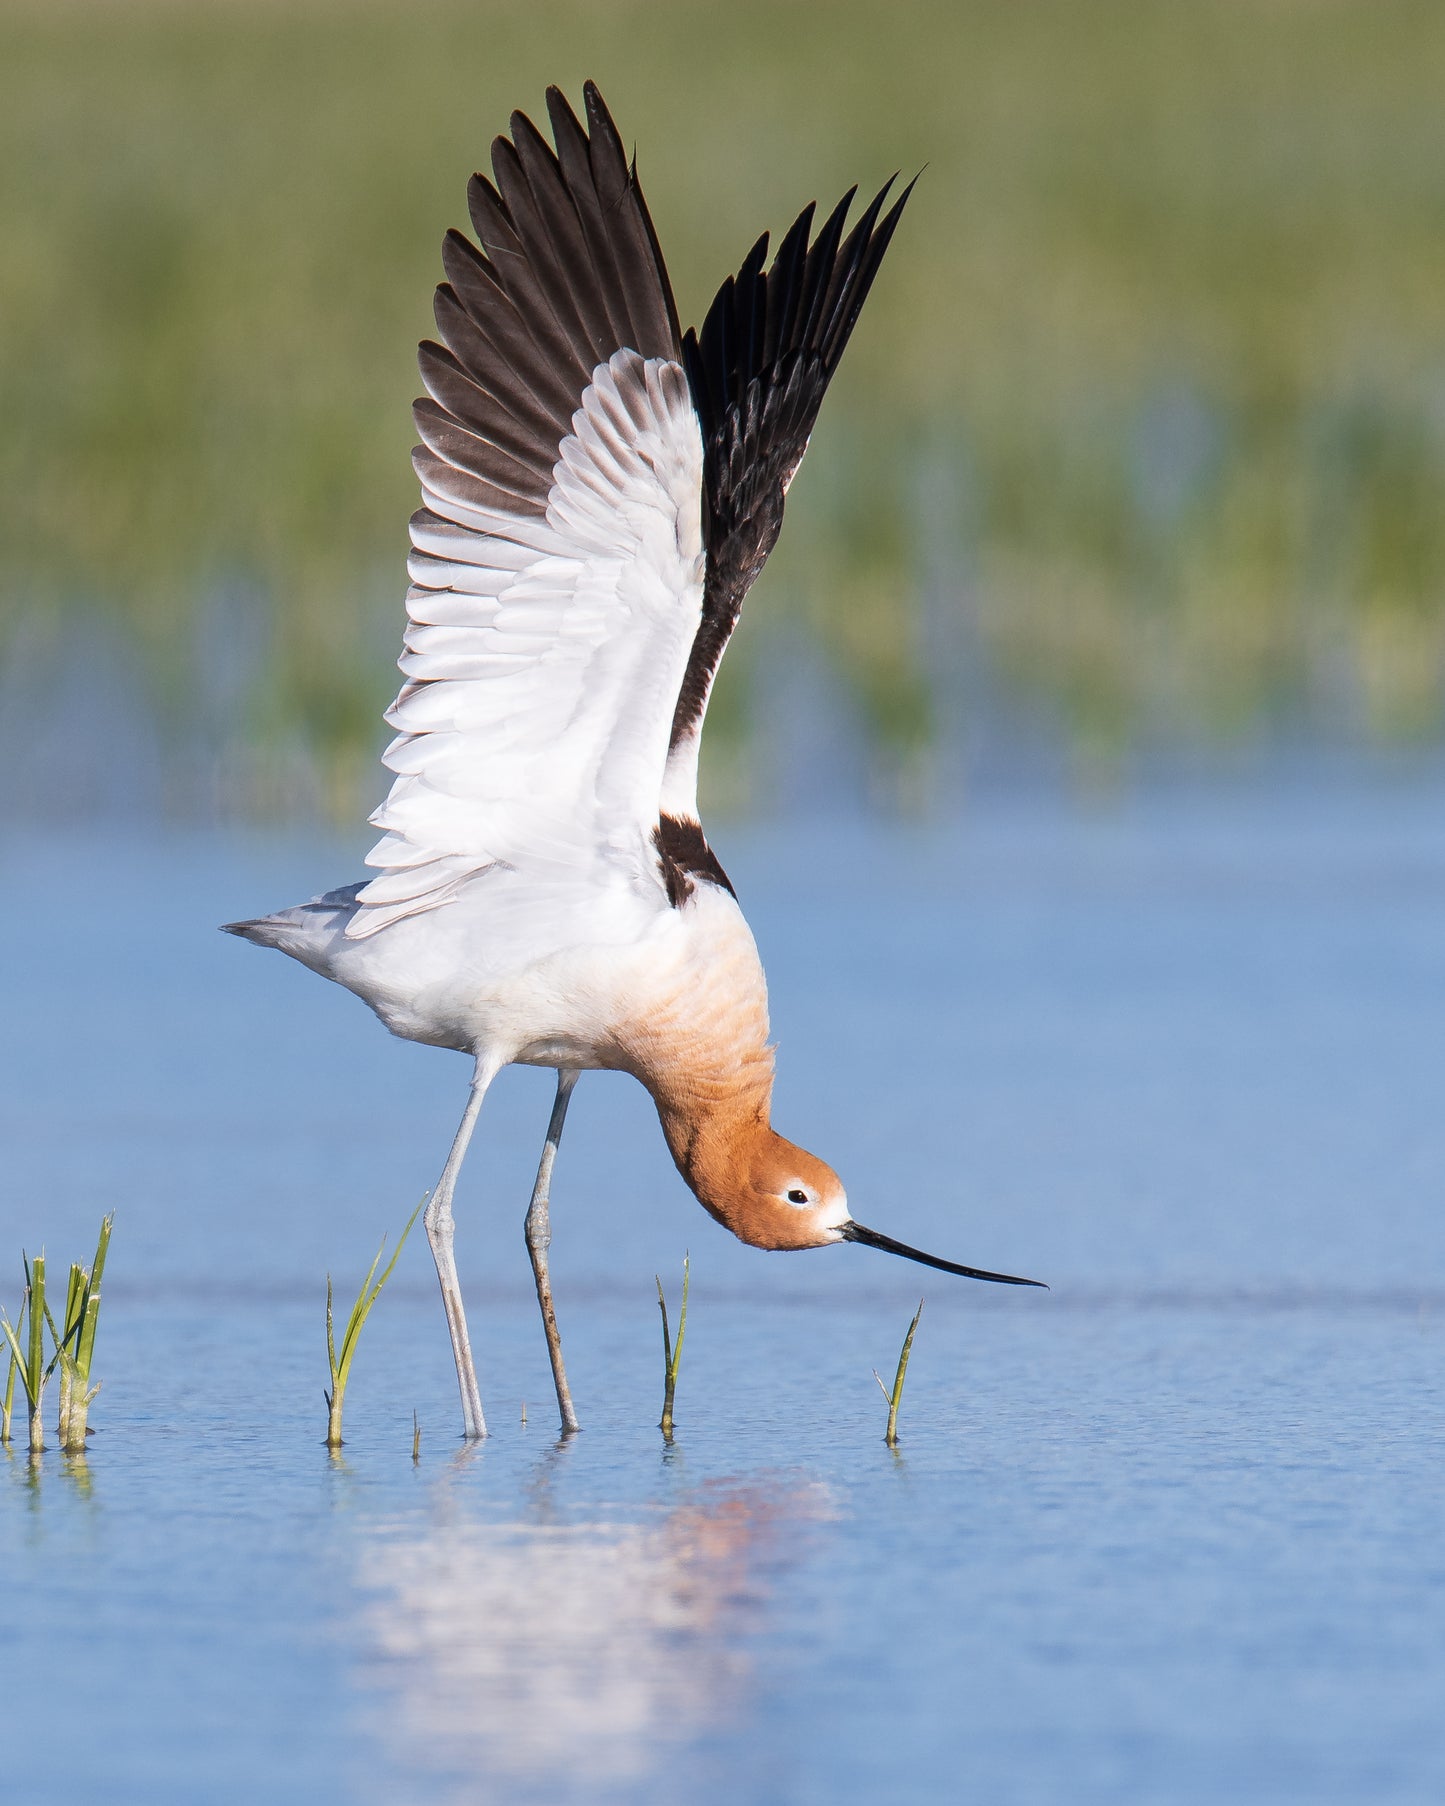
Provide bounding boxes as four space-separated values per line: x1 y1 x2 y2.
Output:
787 1188 808 1204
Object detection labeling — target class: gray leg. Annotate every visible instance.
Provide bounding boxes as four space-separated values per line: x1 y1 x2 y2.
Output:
525 1069 580 1434
425 1055 499 1440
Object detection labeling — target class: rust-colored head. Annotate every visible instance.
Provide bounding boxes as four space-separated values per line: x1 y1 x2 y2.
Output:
682 1123 851 1251
661 1105 1046 1286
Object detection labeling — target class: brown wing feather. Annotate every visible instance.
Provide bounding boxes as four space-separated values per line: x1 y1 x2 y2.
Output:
414 81 683 528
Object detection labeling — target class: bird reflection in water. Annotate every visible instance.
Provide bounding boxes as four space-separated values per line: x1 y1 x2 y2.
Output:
351 1468 832 1798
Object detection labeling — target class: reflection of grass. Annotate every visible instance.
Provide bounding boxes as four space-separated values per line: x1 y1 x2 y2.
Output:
4 0 1445 800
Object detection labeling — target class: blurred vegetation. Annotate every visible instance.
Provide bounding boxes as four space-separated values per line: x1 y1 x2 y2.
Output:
4 0 1445 813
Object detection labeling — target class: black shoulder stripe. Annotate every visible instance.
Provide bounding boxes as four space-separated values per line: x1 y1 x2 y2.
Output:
654 814 736 907
413 82 682 524
669 176 915 750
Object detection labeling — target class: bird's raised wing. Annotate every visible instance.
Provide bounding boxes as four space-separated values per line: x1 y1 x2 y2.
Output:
658 177 914 845
352 84 703 937
355 84 910 938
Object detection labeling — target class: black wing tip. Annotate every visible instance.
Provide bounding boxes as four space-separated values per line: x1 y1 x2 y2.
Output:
673 149 915 749
581 79 624 149
874 171 919 249
691 161 912 424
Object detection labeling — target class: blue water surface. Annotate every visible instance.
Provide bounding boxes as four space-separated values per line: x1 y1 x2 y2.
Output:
2 785 1443 1804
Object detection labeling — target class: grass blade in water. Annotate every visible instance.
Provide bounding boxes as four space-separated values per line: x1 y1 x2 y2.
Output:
873 1299 924 1447
57 1262 84 1444
656 1253 690 1441
324 1199 422 1447
74 1215 112 1380
0 1254 52 1454
52 1215 113 1451
2 1286 24 1445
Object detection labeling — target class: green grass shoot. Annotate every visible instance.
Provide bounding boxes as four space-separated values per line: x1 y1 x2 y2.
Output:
655 1253 690 1441
1 1254 52 1454
873 1299 925 1447
2 1282 21 1447
2 1218 114 1455
324 1200 422 1448
53 1213 113 1452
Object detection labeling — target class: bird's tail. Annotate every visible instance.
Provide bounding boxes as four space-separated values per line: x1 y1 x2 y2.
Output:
221 882 365 964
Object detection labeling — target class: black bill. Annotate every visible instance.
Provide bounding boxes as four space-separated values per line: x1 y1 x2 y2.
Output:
841 1220 1047 1288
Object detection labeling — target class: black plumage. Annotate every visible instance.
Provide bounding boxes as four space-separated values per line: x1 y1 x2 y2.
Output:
654 814 737 907
672 177 914 748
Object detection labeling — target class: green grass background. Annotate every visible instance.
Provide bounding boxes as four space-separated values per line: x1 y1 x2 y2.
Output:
4 0 1444 810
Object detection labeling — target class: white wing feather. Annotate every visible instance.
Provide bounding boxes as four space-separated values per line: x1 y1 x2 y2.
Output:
348 351 704 939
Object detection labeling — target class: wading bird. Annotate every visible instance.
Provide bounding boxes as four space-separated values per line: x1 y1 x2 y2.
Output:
226 83 1043 1438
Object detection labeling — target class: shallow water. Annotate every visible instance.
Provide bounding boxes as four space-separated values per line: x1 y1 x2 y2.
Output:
3 787 1444 1804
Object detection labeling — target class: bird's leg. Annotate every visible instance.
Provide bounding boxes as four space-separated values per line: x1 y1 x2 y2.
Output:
425 1055 498 1439
524 1068 580 1434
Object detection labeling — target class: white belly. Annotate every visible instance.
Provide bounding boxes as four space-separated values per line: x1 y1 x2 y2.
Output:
313 864 766 1074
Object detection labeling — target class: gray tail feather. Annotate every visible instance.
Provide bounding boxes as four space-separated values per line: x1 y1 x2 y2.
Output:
221 882 366 956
